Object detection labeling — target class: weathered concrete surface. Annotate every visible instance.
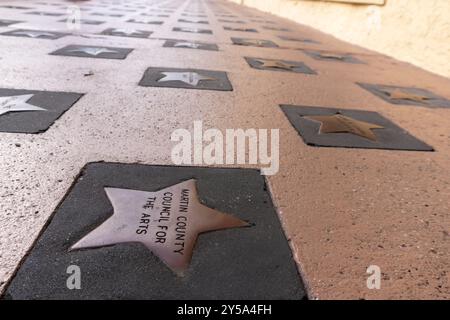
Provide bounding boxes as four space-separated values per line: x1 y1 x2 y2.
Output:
0 0 449 300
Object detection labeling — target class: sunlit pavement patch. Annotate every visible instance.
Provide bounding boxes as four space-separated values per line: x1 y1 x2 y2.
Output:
358 83 450 108
163 39 218 51
0 88 83 134
139 67 232 91
245 57 316 74
2 163 306 300
281 105 434 151
50 45 134 60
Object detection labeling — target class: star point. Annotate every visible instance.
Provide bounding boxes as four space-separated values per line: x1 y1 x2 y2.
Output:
70 179 249 274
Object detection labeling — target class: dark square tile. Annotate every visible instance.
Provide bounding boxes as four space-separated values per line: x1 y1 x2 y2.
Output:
50 44 133 60
25 11 64 16
278 35 319 44
58 19 104 25
127 18 163 25
139 67 232 91
231 37 278 48
2 163 305 300
245 57 316 74
0 19 22 27
281 105 433 151
358 83 450 108
1 29 68 40
224 26 257 33
178 18 208 24
173 27 212 34
262 26 290 32
0 88 83 134
303 50 364 64
163 39 218 51
218 19 245 24
100 28 152 38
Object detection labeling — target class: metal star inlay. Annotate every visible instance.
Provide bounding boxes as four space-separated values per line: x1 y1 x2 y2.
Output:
257 59 299 70
173 42 202 49
110 28 144 36
385 89 430 103
158 72 216 86
304 113 384 141
10 30 56 38
70 179 249 274
0 94 46 116
68 47 119 56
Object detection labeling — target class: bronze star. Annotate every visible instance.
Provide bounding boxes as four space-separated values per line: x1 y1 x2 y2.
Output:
257 59 298 70
319 53 346 60
304 114 384 141
384 89 430 103
70 179 249 275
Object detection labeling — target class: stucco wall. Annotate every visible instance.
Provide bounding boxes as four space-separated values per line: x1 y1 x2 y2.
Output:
230 0 450 79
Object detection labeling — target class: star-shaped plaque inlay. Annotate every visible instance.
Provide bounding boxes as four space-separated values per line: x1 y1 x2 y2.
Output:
68 47 119 56
384 89 430 103
173 42 202 49
10 30 56 38
0 94 46 116
71 179 249 274
304 113 384 141
257 59 299 71
158 72 216 86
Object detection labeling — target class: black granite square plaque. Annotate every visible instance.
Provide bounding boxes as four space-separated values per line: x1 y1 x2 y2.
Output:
2 163 305 300
58 19 104 25
358 83 450 108
262 26 290 32
50 45 133 60
281 105 433 151
178 18 209 24
303 50 364 64
25 11 64 16
224 26 257 33
100 28 152 38
0 5 31 10
277 35 319 44
1 29 68 40
173 27 212 34
245 57 316 74
0 19 22 27
219 19 245 24
139 67 232 91
0 88 83 134
163 39 218 51
231 37 278 48
127 18 163 25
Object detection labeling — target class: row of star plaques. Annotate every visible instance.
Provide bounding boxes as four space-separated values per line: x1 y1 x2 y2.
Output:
1 163 306 300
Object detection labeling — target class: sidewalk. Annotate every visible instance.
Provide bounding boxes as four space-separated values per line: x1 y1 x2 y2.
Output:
0 0 449 299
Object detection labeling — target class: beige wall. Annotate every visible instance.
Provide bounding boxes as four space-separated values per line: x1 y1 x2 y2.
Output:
230 0 450 78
